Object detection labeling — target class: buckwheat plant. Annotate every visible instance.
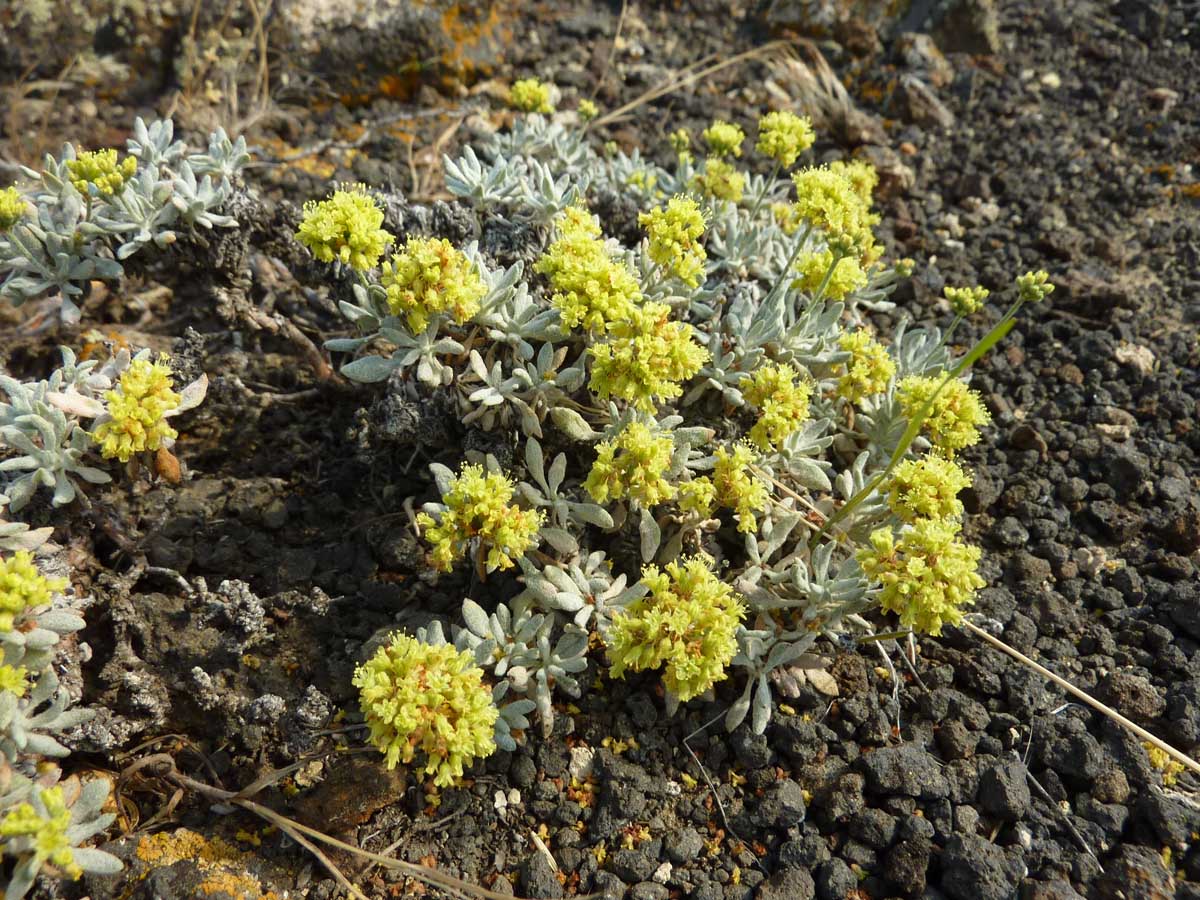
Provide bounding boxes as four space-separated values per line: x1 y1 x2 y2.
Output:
289 85 1053 763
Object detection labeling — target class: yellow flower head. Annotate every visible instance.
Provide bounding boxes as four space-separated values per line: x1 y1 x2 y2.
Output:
771 201 802 235
0 551 67 633
639 195 707 288
353 634 498 786
693 158 745 203
857 519 984 635
66 148 137 197
296 186 395 272
0 186 26 231
827 159 879 205
589 302 709 412
896 375 991 456
756 111 815 168
702 120 745 158
712 443 769 534
415 464 544 573
677 477 716 518
0 663 29 697
1017 269 1055 303
584 421 676 507
742 363 813 451
511 78 555 113
887 455 972 522
791 165 875 254
792 249 868 301
944 285 989 316
837 331 895 403
669 128 693 163
536 207 642 334
0 787 80 878
91 357 181 462
381 237 485 333
607 555 745 701
578 98 599 121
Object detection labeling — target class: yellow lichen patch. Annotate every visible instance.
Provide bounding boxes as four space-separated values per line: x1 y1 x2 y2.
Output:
134 829 279 900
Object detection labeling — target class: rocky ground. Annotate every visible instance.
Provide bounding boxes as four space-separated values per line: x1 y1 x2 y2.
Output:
3 0 1200 898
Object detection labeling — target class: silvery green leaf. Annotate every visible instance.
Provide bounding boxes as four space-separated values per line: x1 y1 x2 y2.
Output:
786 457 831 491
725 680 753 731
324 337 369 352
462 599 490 638
340 355 399 383
546 453 566 494
639 508 661 562
541 527 578 555
751 674 772 735
550 407 596 441
428 463 455 496
570 503 613 529
69 847 123 875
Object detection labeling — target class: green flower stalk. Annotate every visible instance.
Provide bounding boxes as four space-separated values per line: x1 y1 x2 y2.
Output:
381 236 486 333
887 455 971 522
857 519 985 635
65 149 137 197
755 111 815 168
0 551 67 633
607 555 745 701
510 78 555 114
416 464 544 573
0 186 27 231
702 120 745 158
589 302 709 412
712 443 769 534
354 634 498 786
585 421 676 507
896 375 991 456
90 357 180 462
693 158 745 203
536 207 642 334
837 331 895 403
639 195 707 288
296 186 395 272
741 362 812 451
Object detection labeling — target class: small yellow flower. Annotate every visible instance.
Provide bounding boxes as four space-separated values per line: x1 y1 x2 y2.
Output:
608 555 745 701
771 201 802 235
755 111 815 168
66 148 137 197
0 664 29 697
693 158 745 203
677 477 716 518
1017 269 1055 303
712 444 769 534
416 464 544 573
702 120 745 158
0 551 67 633
857 519 984 635
584 421 677 508
578 98 599 121
791 165 877 257
837 331 896 403
0 787 80 878
510 78 554 114
381 237 486 333
669 128 693 164
944 285 989 316
295 186 395 272
887 455 972 522
91 357 181 463
0 186 26 231
792 249 868 301
827 159 879 205
589 303 709 412
741 363 812 451
639 195 707 288
353 634 498 787
896 375 991 456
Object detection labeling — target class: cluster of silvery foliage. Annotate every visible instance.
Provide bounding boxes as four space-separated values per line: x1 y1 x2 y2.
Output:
0 118 248 321
324 108 966 740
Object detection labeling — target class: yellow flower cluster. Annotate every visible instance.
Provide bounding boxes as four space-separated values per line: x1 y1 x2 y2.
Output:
755 111 815 168
1017 269 1055 303
66 148 137 197
416 465 543 573
828 159 879 205
693 158 745 203
578 98 599 121
791 164 878 259
0 551 67 633
887 455 971 522
510 78 554 113
712 444 769 533
669 128 693 163
607 556 745 701
944 285 989 316
91 357 180 462
589 303 709 412
639 195 707 288
836 331 895 403
0 663 29 697
381 237 485 333
585 421 676 507
856 519 984 635
792 248 868 301
896 375 991 456
0 186 26 231
0 787 80 878
742 362 812 451
353 633 498 787
702 120 745 158
295 187 395 272
771 201 802 235
677 477 716 518
536 207 642 334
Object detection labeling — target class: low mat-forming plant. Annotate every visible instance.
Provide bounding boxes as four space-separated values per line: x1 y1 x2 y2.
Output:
295 82 1052 777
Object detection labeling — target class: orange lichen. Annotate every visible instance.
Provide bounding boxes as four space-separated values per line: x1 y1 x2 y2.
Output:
134 829 279 900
